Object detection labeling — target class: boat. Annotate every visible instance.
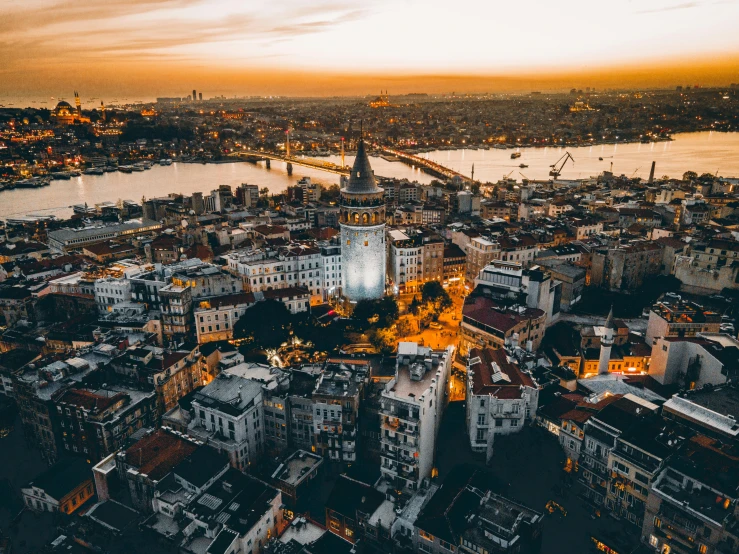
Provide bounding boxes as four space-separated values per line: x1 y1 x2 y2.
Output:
83 167 104 175
51 171 72 180
132 163 146 171
511 152 522 159
519 163 528 168
15 177 50 188
103 166 117 172
599 157 603 161
118 166 134 173
159 159 173 166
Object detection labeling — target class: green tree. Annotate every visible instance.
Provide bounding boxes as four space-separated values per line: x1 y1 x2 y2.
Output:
682 171 698 181
421 281 453 318
409 296 422 316
232 300 291 348
352 296 399 329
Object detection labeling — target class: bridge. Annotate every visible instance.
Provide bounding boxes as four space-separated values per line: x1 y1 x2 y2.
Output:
230 145 472 183
229 149 350 176
378 147 473 183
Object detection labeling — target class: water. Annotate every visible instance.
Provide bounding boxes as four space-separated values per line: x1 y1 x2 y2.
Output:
414 131 739 184
2 132 737 221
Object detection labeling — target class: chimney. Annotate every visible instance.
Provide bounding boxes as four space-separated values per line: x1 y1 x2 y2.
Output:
648 161 656 184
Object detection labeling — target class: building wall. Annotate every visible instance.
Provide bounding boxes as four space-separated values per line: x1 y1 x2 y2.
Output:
340 223 386 301
649 338 727 387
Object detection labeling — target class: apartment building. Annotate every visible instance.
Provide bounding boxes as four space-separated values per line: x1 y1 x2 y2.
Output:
194 292 257 343
188 373 265 471
379 343 452 491
466 347 539 456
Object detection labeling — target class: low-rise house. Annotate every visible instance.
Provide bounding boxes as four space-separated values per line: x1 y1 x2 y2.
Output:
22 458 94 514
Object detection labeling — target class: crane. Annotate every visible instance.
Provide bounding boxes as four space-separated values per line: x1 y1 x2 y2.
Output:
549 152 574 178
503 169 515 179
519 171 530 181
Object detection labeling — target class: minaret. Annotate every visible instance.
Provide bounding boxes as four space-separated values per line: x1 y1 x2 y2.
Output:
340 139 386 301
598 306 615 375
74 91 82 118
100 101 106 122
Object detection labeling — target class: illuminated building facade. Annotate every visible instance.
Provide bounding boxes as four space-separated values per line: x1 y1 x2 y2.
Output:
340 140 386 301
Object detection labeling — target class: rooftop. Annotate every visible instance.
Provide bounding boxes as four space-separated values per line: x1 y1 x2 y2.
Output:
271 450 323 487
25 458 92 500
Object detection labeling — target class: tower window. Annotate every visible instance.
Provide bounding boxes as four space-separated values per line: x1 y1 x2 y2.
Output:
347 240 351 245
364 241 369 247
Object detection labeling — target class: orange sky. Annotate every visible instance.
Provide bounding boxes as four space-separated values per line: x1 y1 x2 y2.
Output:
2 0 738 103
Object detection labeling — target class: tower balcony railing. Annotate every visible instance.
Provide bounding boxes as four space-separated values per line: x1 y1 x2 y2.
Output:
340 198 385 208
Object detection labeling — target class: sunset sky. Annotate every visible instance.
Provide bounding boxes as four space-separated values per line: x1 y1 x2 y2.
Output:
2 0 738 102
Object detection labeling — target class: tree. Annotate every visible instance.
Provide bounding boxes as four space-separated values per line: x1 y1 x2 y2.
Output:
352 296 399 329
409 296 422 316
232 300 292 348
682 171 698 181
421 281 453 318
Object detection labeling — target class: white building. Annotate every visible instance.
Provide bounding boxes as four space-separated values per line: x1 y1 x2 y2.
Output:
188 373 265 471
475 260 558 324
466 347 539 457
387 229 422 293
649 334 739 387
224 243 340 303
194 292 257 344
380 343 452 491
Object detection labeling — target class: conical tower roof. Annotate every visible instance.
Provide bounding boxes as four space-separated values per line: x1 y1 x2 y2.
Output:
345 140 381 193
604 305 615 329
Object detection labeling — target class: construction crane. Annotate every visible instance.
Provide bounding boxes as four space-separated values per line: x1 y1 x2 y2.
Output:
519 171 530 181
549 152 574 178
503 169 515 179
631 167 641 178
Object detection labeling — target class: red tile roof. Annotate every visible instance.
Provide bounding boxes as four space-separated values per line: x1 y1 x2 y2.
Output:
463 296 545 334
468 347 535 398
123 429 198 481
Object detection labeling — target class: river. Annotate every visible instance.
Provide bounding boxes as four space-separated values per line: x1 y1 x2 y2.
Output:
2 131 737 221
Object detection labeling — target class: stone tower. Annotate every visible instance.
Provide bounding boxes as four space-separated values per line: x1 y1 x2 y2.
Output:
340 140 386 301
598 306 615 375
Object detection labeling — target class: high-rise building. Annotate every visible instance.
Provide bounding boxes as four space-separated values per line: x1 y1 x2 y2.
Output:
339 140 386 300
192 89 197 102
198 92 202 101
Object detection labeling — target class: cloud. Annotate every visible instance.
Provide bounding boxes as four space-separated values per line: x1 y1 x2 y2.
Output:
0 0 369 67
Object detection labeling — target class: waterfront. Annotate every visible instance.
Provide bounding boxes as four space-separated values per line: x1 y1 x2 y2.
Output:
2 131 738 220
414 131 739 183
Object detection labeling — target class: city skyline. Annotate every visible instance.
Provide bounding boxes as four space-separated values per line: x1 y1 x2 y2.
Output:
2 0 739 102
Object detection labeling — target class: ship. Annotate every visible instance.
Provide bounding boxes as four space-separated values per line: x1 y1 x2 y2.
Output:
519 163 528 168
511 152 522 159
83 167 104 175
15 177 50 188
118 166 134 173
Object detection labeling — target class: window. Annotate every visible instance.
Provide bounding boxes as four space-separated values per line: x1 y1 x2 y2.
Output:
476 428 486 443
477 413 486 426
495 419 503 427
511 419 519 427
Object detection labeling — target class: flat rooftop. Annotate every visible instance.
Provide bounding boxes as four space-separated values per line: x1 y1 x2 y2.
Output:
272 450 322 487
